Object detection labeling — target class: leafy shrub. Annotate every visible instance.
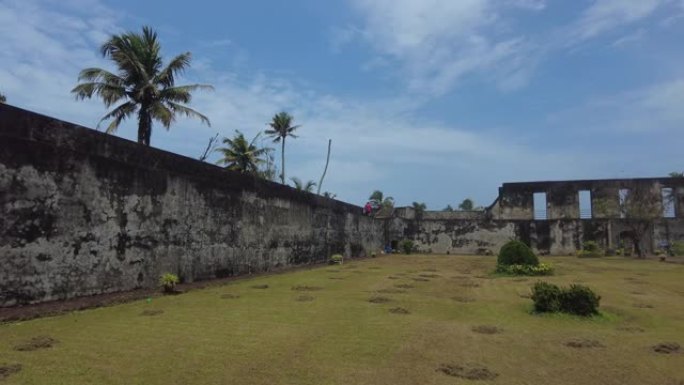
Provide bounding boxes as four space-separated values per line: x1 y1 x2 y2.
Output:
329 254 344 265
496 263 553 276
531 281 562 313
577 241 602 258
559 284 601 316
531 281 601 316
159 273 179 293
399 240 416 254
672 242 684 257
497 240 539 266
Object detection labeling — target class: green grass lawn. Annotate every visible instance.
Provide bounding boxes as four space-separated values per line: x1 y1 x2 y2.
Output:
1 255 683 385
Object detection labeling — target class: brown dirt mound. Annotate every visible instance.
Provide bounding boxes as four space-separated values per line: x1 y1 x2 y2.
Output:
565 339 604 348
472 325 502 334
328 277 345 280
652 342 681 354
422 268 438 272
0 364 22 380
419 273 440 278
395 284 414 289
512 278 529 282
389 307 410 314
452 296 475 303
291 285 322 291
633 303 654 309
631 290 646 295
295 295 315 302
436 363 498 381
617 326 645 333
368 296 392 304
412 278 430 282
220 294 240 299
377 289 406 294
459 281 481 288
251 284 269 289
387 276 400 280
14 336 58 351
140 309 164 316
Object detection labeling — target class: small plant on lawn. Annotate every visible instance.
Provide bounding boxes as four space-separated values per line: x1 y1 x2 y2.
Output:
159 273 179 294
496 263 553 276
531 281 601 316
577 240 603 258
329 254 344 265
672 241 684 257
399 240 416 254
498 240 539 266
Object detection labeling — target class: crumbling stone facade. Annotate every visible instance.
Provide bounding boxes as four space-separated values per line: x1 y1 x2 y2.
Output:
0 105 382 307
390 178 684 256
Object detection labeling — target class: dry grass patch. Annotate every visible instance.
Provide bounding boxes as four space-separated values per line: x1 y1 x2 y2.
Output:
472 325 502 334
251 284 269 289
419 273 440 278
0 364 22 380
632 303 654 309
452 296 475 303
394 284 414 289
389 307 410 315
376 288 406 294
412 277 430 282
13 336 58 351
291 285 322 291
436 363 498 381
565 339 604 349
295 295 315 302
368 296 392 304
140 309 164 316
220 294 240 299
653 343 681 354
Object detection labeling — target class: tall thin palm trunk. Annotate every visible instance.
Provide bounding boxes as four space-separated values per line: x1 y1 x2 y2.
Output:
280 139 286 184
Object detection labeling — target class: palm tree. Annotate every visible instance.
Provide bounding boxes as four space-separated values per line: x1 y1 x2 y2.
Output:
0 92 6 103
412 202 427 215
369 190 394 209
265 112 300 184
291 177 316 192
72 26 212 146
215 130 271 174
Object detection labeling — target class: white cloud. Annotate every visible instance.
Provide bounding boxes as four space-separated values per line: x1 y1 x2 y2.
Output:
568 0 666 42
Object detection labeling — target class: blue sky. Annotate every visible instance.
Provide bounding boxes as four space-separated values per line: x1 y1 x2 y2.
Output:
1 0 683 209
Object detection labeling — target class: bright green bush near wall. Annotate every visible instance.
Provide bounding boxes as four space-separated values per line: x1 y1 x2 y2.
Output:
496 263 553 276
497 240 539 266
329 254 344 265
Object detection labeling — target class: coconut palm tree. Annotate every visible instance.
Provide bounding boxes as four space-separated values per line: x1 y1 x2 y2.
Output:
265 112 300 184
291 177 316 192
369 190 394 208
215 130 272 174
72 26 212 146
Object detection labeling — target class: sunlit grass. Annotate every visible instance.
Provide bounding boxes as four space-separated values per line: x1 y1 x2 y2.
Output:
1 255 682 385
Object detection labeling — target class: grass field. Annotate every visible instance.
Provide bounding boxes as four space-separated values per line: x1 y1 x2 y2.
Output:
1 255 683 385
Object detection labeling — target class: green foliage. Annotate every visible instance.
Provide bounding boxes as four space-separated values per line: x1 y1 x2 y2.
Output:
458 198 474 211
443 204 454 212
399 240 416 254
0 92 6 103
497 240 539 267
265 111 300 184
216 130 272 174
531 281 562 313
531 282 601 316
577 240 603 258
159 273 179 293
496 263 553 276
672 242 684 257
412 202 427 216
329 254 344 265
71 26 212 146
559 285 601 316
290 177 316 192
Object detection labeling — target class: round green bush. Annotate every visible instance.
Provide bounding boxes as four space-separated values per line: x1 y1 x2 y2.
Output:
497 240 539 266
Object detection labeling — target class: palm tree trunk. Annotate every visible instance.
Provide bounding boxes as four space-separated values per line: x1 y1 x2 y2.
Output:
138 108 152 146
280 138 286 184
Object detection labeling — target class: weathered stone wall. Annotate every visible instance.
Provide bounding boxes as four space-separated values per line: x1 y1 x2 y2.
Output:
0 105 383 307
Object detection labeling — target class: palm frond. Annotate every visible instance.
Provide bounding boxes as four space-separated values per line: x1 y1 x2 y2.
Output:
166 102 211 127
98 101 137 133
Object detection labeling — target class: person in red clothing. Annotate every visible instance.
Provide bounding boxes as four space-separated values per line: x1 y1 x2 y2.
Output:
363 201 372 216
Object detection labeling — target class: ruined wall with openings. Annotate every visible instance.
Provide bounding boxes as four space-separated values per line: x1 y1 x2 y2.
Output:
0 105 383 307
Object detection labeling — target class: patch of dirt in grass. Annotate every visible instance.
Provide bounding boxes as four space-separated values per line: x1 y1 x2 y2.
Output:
377 288 406 294
395 284 414 289
436 363 498 381
475 275 493 279
633 303 654 309
387 276 400 280
422 268 438 272
652 342 681 354
251 284 269 289
295 295 315 302
512 278 529 282
624 277 646 284
326 269 341 273
564 339 604 349
368 266 381 270
631 290 646 295
13 336 59 351
368 296 392 304
472 325 502 334
412 277 430 282
328 277 345 280
389 307 410 315
351 270 363 274
0 364 22 380
452 296 475 303
140 309 164 316
518 292 532 299
635 272 649 277
617 326 645 333
396 273 408 276
459 281 481 288
291 285 322 291
419 273 440 278
220 294 240 299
